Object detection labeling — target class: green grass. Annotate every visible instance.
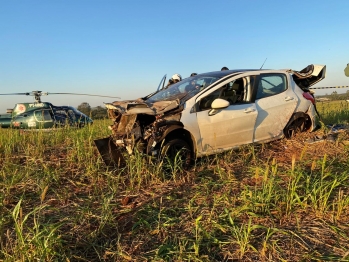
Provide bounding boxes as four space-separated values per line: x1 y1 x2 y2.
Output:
317 100 349 124
1 103 349 261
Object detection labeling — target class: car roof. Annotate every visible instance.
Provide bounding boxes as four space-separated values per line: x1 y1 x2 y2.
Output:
194 69 261 78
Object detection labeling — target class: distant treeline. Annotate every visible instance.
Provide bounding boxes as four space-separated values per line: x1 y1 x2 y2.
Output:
316 90 349 101
77 103 108 119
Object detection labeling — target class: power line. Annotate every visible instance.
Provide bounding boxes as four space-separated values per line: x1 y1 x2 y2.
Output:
310 86 349 89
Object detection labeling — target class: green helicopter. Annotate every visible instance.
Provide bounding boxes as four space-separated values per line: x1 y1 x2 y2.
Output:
0 91 119 130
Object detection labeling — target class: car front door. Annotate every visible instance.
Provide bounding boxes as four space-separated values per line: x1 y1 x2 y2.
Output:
253 73 298 142
195 75 258 155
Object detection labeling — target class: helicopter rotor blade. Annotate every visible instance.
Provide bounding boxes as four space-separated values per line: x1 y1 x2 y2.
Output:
0 93 31 96
0 91 120 101
46 92 120 99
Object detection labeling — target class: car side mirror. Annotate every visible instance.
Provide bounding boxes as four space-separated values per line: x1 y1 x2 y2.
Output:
208 98 230 116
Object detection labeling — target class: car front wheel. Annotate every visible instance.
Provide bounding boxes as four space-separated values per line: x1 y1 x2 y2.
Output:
159 138 193 169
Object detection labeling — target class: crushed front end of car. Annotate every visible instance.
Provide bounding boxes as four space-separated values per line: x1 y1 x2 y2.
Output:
94 98 185 167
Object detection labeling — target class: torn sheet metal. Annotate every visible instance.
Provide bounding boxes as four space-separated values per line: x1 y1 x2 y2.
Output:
290 64 326 89
104 99 180 115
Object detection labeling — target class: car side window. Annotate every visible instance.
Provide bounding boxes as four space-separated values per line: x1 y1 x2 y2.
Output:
199 88 222 110
256 74 287 99
198 76 254 111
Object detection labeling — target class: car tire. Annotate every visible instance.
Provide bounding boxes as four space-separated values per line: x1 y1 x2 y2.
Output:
284 117 305 138
159 138 193 169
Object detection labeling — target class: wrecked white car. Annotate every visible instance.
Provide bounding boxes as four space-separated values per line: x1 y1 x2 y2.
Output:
95 64 326 167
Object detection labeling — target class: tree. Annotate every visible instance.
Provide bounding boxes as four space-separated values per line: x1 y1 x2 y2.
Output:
77 102 91 116
91 106 108 119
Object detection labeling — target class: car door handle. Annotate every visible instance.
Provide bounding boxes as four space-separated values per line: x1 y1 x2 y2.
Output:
244 108 256 113
285 96 294 101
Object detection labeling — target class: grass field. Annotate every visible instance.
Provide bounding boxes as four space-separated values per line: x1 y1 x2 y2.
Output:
1 101 349 261
317 100 349 124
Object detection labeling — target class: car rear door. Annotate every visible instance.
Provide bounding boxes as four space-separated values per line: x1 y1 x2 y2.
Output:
253 73 298 142
195 74 258 155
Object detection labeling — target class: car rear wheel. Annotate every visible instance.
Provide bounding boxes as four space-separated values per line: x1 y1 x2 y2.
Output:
159 138 193 169
284 117 306 138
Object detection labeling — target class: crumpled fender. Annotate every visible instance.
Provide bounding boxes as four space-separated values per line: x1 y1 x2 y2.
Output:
157 124 184 141
146 122 184 154
104 99 180 115
283 111 311 138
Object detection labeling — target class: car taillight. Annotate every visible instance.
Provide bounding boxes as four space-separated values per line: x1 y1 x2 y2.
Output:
303 92 315 104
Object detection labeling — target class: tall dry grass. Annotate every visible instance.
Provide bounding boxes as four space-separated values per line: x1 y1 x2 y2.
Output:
1 102 349 261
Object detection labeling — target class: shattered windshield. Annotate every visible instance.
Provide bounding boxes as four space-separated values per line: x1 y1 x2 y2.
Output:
146 75 222 103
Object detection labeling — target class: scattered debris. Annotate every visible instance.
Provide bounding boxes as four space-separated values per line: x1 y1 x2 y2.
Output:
305 124 349 144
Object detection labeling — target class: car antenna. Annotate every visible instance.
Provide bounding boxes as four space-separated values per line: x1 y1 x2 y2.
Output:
260 58 267 69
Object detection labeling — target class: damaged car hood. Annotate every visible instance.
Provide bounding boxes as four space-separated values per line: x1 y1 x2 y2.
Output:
104 99 181 115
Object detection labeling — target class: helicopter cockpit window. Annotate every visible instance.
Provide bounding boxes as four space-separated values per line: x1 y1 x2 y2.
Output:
67 110 76 121
54 110 68 124
35 110 53 122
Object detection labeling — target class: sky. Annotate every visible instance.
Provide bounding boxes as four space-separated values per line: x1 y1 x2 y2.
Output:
1 0 348 112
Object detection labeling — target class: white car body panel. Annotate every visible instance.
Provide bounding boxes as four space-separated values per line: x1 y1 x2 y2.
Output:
179 101 202 154
254 86 298 142
196 103 257 155
288 80 308 110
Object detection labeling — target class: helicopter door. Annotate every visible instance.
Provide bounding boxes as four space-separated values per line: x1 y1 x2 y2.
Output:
34 110 54 128
67 110 77 125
